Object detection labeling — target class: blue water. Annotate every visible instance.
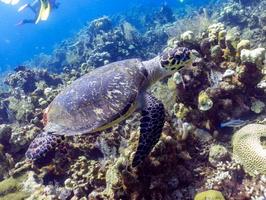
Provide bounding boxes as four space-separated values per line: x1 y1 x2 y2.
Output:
0 0 207 74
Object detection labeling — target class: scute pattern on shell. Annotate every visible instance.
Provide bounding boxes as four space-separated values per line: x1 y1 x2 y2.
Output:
45 59 148 136
232 124 266 176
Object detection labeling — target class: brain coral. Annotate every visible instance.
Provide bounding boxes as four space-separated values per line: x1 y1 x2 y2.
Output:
232 124 266 176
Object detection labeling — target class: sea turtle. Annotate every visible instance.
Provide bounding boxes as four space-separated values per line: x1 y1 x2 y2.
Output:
26 47 195 167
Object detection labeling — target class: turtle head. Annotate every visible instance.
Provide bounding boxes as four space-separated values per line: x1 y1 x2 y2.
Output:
160 47 196 72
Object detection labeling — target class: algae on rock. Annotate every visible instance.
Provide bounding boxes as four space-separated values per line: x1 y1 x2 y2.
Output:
7 96 34 122
0 170 41 200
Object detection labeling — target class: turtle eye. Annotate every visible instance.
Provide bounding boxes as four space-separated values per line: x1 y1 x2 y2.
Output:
173 53 182 60
173 47 188 61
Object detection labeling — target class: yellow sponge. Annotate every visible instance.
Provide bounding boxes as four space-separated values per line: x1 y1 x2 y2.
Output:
194 190 225 200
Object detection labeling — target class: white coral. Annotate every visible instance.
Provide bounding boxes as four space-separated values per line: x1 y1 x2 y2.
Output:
181 31 194 43
240 48 266 68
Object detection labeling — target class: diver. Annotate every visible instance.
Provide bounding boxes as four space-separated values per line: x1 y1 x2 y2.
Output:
15 0 59 26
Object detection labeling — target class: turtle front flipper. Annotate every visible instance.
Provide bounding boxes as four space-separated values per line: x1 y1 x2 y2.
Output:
25 132 65 160
132 92 165 167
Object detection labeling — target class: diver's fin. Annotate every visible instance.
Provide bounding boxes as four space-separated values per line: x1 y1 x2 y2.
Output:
1 0 21 5
1 0 11 4
132 92 165 167
35 0 51 24
11 0 20 5
41 0 50 21
35 0 45 24
18 3 29 12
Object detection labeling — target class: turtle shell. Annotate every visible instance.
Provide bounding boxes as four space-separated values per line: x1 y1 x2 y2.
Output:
44 59 148 136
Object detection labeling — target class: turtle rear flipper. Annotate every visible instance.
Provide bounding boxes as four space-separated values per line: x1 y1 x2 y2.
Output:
132 92 165 167
26 132 65 160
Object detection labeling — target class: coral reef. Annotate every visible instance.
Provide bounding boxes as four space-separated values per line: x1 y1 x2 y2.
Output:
0 0 266 199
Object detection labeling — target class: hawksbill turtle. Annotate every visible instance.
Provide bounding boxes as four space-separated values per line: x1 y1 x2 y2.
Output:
26 47 195 167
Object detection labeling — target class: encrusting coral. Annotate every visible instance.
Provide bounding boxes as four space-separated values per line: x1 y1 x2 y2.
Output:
232 124 266 176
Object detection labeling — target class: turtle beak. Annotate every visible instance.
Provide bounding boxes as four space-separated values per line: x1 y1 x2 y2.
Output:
183 49 197 67
182 49 196 63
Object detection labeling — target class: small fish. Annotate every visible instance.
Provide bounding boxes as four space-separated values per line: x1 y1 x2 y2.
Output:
220 120 246 128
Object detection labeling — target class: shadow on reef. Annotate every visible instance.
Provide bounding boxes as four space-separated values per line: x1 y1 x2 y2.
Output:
0 1 266 199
